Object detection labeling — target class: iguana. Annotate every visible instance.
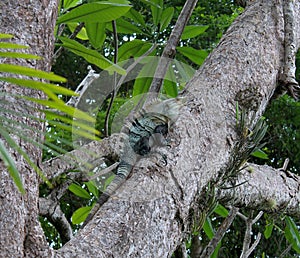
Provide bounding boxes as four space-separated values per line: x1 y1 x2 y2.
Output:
82 96 186 227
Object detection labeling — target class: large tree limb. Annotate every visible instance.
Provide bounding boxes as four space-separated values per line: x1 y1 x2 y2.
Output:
41 134 122 180
50 1 300 256
217 163 300 217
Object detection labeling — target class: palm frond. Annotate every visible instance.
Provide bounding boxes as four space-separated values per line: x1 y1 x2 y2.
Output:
0 33 100 193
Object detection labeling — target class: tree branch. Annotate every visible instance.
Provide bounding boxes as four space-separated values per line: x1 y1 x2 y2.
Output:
53 2 300 256
41 134 122 180
200 207 239 258
104 20 118 137
217 163 300 217
239 211 263 258
147 0 198 98
39 197 73 244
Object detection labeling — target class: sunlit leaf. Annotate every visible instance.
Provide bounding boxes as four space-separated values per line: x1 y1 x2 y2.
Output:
0 52 41 59
63 0 80 10
125 8 146 27
285 216 300 253
69 183 91 199
71 206 93 224
0 77 77 96
160 7 174 31
106 18 144 34
133 58 157 96
163 68 177 97
59 37 125 74
0 42 28 49
214 204 229 218
118 39 153 61
181 25 209 40
24 97 96 122
251 149 269 159
0 64 66 82
67 23 88 40
264 222 274 239
86 22 106 49
176 46 208 66
0 33 13 39
85 181 99 198
57 2 131 24
203 217 214 239
151 0 163 26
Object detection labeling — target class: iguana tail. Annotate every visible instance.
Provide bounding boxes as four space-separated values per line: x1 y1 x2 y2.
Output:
81 161 132 228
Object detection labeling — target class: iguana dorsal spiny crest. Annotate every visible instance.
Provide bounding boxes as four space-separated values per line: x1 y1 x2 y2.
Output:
82 96 186 227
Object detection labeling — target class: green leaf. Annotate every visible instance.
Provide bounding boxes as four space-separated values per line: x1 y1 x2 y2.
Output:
172 59 195 85
0 52 41 59
163 68 177 97
214 204 229 218
85 181 99 198
103 174 115 191
133 58 158 96
44 110 100 136
63 0 80 10
160 7 174 31
0 33 13 39
151 0 163 26
203 217 214 240
57 2 131 24
118 40 153 61
176 46 208 66
140 0 161 8
0 126 52 189
69 183 91 199
202 216 221 257
67 23 89 40
181 25 209 40
71 206 93 224
0 77 77 96
251 149 269 159
163 80 177 98
59 37 125 74
211 242 222 258
0 64 66 82
125 8 146 27
0 42 28 49
106 18 144 34
285 216 300 253
23 97 98 135
264 222 274 239
0 139 25 194
85 22 106 49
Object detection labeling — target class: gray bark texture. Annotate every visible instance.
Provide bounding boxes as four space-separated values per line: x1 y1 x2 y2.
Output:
0 0 299 257
0 0 58 257
57 1 300 257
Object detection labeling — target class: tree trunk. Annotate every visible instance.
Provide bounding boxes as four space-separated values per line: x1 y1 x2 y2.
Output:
0 0 58 257
1 0 299 257
57 1 300 257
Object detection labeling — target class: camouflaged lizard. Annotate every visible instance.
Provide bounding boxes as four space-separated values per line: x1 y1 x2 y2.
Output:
82 96 185 227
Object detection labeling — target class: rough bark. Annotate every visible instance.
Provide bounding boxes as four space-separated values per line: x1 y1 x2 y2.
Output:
0 0 58 257
55 1 300 257
1 0 300 257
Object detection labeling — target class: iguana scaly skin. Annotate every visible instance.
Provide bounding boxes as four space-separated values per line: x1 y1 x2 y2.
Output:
82 96 185 227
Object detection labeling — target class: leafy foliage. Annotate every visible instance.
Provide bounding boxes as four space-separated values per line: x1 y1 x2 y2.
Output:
254 95 300 174
0 33 99 192
3 0 300 256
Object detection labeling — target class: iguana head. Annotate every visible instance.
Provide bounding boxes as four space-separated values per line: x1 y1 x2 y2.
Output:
145 96 186 123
